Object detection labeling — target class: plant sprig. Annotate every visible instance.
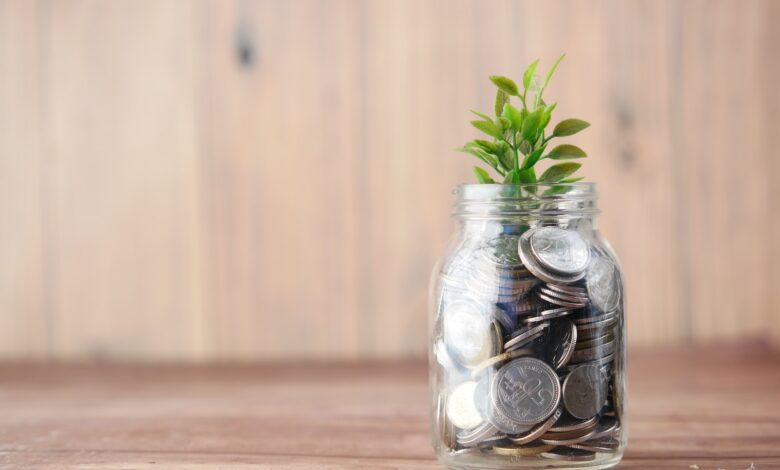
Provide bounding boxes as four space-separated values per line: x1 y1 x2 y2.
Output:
459 55 590 186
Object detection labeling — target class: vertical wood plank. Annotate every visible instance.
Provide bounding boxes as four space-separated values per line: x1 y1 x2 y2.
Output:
206 0 364 359
0 0 47 357
45 0 209 359
674 0 772 342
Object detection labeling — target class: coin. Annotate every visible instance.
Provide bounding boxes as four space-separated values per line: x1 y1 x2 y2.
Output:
573 311 617 325
524 307 573 324
574 333 615 350
443 300 500 367
588 416 620 440
562 364 608 419
544 319 577 369
569 437 620 453
529 227 590 275
470 348 530 378
509 407 563 445
570 340 616 363
447 381 484 430
504 322 550 350
539 286 590 304
586 256 621 313
518 231 584 284
539 291 588 308
548 414 598 433
490 441 554 456
541 447 596 461
545 283 588 298
457 421 500 447
490 358 561 428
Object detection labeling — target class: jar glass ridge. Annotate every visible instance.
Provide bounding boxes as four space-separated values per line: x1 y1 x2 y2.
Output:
430 183 627 469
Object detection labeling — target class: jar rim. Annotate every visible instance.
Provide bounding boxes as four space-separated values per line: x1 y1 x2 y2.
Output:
453 182 599 218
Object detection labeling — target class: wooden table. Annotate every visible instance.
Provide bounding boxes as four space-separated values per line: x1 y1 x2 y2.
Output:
1 343 778 469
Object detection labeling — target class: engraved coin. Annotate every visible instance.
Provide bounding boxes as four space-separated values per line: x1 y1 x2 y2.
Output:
443 300 499 367
529 227 590 275
482 234 524 268
446 381 484 430
586 256 621 313
490 358 561 429
518 231 585 284
562 364 608 419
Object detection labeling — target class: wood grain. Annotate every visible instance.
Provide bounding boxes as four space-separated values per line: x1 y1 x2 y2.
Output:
0 343 778 468
0 0 47 358
44 0 210 359
0 0 778 360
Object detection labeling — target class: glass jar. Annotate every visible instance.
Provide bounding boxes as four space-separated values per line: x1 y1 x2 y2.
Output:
430 183 626 469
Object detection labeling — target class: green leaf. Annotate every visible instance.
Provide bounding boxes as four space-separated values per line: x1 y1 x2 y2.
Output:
541 54 565 93
560 176 584 183
518 167 537 184
504 169 521 184
520 145 546 171
539 162 581 183
540 103 557 130
471 120 502 139
471 110 493 122
458 146 499 170
473 166 495 184
497 116 512 132
521 108 543 142
547 144 587 160
489 75 520 96
553 118 590 137
494 90 509 117
518 139 532 156
496 142 514 171
501 103 523 131
523 59 539 90
469 139 497 153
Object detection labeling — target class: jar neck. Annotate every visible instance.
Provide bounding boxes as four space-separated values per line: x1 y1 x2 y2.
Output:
453 183 600 229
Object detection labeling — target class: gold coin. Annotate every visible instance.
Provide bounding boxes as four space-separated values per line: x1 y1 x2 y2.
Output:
491 442 554 456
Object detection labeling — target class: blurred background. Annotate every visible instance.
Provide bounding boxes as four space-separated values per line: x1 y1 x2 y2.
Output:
1 0 778 362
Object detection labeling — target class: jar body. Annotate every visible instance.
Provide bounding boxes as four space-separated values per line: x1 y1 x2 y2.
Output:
430 184 626 469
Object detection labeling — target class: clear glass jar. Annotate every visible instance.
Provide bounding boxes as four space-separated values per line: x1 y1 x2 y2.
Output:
430 183 626 469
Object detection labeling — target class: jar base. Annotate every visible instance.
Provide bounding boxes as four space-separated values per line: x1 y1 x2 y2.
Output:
438 450 624 470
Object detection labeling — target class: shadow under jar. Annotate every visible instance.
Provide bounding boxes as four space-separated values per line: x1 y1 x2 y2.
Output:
430 183 626 469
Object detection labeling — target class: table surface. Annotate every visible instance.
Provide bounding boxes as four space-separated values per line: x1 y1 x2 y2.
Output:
1 343 778 470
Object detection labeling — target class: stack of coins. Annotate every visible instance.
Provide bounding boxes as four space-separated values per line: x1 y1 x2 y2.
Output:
436 226 623 462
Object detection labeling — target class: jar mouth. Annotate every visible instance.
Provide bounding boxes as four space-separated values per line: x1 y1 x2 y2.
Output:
453 183 599 219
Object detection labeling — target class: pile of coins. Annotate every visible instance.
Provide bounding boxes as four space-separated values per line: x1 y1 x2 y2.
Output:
435 226 624 463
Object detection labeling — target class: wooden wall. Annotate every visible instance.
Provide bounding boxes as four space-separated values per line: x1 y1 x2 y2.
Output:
1 0 778 361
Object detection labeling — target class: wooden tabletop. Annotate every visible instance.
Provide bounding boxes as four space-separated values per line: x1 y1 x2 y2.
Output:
1 343 779 469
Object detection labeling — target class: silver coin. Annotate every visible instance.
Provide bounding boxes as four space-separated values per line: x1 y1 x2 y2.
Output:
443 300 499 367
569 437 620 453
573 311 617 325
576 314 618 332
504 322 550 350
490 358 561 428
588 416 620 440
586 256 621 313
509 407 563 445
518 232 584 284
570 340 616 363
545 283 588 297
529 227 590 275
548 415 598 433
540 286 589 303
446 381 484 430
546 319 578 369
562 364 608 419
456 421 500 447
575 333 615 350
539 292 588 309
481 234 524 268
524 307 572 324
541 448 596 461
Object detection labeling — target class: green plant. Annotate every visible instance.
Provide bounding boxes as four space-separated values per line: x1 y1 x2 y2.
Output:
459 55 589 185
